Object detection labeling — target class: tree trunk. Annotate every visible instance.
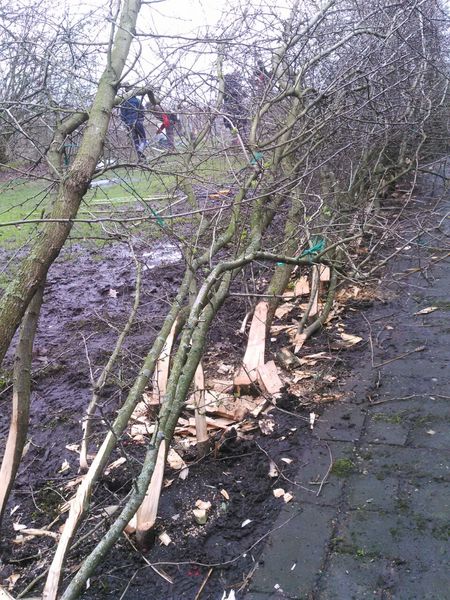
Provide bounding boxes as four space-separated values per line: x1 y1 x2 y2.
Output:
0 0 143 369
0 285 43 527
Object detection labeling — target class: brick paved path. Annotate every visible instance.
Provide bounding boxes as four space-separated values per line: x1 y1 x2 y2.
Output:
246 186 449 599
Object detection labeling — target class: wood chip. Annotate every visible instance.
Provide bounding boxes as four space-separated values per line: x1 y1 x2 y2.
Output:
294 276 310 296
104 457 126 475
158 531 172 546
268 460 279 478
193 508 208 525
167 449 187 471
195 499 212 511
273 488 285 498
283 492 294 503
340 332 363 345
275 303 295 319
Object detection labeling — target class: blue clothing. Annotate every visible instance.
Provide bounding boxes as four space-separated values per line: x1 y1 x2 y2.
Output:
120 96 143 125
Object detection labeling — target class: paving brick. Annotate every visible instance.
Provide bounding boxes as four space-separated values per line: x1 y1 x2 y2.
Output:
247 504 335 597
355 443 450 480
346 473 399 512
318 553 394 599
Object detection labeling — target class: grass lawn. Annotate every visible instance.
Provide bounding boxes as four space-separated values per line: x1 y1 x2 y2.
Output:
0 151 245 250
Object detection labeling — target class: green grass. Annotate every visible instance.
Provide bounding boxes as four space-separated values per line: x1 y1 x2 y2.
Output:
0 151 245 250
0 167 174 248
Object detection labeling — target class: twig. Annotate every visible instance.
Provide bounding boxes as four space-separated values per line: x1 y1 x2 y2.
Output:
370 394 421 406
316 443 333 497
373 345 426 368
124 531 174 584
194 567 213 600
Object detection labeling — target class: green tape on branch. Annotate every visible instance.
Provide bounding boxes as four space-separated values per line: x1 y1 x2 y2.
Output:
300 237 325 258
250 151 264 165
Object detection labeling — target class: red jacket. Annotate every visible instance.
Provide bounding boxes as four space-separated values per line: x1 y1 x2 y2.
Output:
156 113 171 134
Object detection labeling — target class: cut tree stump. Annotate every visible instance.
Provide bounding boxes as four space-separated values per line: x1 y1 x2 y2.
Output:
136 439 167 549
234 301 268 390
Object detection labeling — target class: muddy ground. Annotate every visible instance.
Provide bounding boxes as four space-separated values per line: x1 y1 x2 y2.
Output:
0 184 440 599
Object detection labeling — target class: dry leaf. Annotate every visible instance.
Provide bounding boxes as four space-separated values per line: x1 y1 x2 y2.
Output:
220 489 230 501
100 505 119 517
414 306 438 315
340 332 363 345
273 488 285 498
13 522 27 532
195 499 212 511
293 370 315 382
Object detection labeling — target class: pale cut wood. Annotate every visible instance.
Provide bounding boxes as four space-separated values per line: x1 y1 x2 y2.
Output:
234 301 268 388
256 361 283 396
135 439 167 548
310 266 320 317
319 265 331 282
152 320 178 403
194 362 208 447
294 276 310 296
293 332 307 353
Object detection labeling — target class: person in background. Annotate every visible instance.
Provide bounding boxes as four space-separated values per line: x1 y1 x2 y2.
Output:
222 72 247 139
120 86 148 161
153 106 178 149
